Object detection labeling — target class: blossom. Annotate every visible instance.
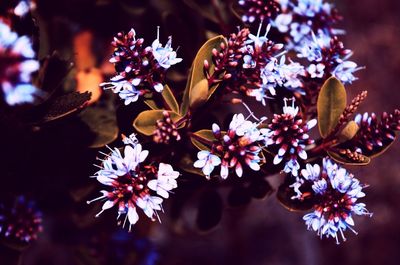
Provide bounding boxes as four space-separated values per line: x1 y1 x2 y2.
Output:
238 0 281 24
87 134 180 230
148 163 179 199
101 28 182 104
296 32 361 84
153 111 181 144
0 21 40 105
14 0 36 16
193 150 221 178
0 196 43 243
194 113 266 179
267 98 316 177
300 158 372 244
350 110 400 156
151 35 182 69
272 0 341 45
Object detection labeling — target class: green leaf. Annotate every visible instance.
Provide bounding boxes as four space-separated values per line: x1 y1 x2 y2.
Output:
38 91 91 123
189 78 209 109
337 120 359 143
35 52 73 96
181 35 227 115
162 85 180 113
178 154 204 176
79 105 119 148
327 149 370 166
143 99 159 110
317 77 347 138
133 110 182 136
190 129 217 151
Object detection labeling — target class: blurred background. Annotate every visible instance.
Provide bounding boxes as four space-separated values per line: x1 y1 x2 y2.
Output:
1 0 400 264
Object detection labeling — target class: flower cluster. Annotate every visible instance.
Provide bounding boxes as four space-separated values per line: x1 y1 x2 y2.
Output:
194 113 267 179
272 0 342 45
153 111 181 144
297 33 361 84
0 21 40 105
238 0 281 23
297 158 372 244
350 110 400 156
0 196 43 243
87 134 180 230
206 24 304 105
266 98 316 176
100 28 182 105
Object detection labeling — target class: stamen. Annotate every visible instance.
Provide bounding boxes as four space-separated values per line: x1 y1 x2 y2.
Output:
86 195 106 204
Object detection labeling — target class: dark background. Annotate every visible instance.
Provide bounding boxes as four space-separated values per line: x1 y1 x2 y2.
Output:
2 0 400 264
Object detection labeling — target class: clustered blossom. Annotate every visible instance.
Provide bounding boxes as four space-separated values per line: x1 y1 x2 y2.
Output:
266 98 316 176
272 0 342 45
0 196 43 243
297 158 372 244
206 24 304 105
101 28 182 105
238 0 281 23
349 110 400 156
297 32 362 84
153 111 181 144
0 21 40 105
87 133 180 230
194 113 268 179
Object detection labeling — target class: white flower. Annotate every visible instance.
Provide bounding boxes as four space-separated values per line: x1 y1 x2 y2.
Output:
308 63 325 78
152 36 182 69
136 195 163 221
275 55 305 88
148 163 179 198
290 23 311 43
2 83 40 106
100 79 141 105
229 114 256 136
283 158 301 177
332 60 362 84
247 24 271 48
274 14 293 33
193 150 221 177
301 163 320 181
282 97 299 116
1 21 40 105
301 158 372 244
122 133 139 146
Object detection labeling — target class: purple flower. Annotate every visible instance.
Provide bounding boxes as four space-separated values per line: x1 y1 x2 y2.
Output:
0 196 43 243
300 158 372 244
87 134 180 230
267 98 316 177
0 21 40 105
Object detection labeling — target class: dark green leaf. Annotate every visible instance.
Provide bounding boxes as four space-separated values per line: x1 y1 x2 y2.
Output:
190 129 217 151
79 105 118 148
181 35 227 115
39 91 91 123
133 110 182 136
162 84 180 113
178 154 204 176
